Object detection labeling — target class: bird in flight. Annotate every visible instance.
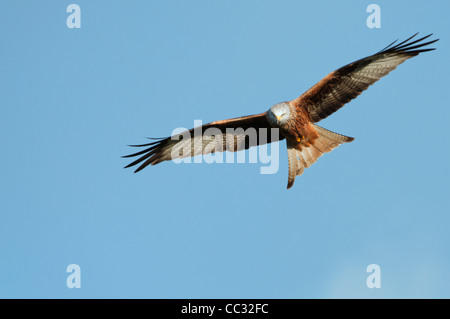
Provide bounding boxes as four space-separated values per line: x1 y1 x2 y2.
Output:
123 33 438 189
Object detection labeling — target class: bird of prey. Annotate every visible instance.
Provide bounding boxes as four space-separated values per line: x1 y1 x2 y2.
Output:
123 33 438 189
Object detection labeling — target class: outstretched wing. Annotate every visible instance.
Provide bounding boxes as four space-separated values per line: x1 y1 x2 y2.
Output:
123 112 282 172
290 33 439 123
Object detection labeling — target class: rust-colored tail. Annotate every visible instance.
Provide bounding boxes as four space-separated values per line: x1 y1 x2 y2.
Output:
286 124 354 189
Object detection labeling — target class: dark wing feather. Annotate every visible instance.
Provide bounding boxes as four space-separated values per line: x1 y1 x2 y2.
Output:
290 33 438 123
123 112 282 172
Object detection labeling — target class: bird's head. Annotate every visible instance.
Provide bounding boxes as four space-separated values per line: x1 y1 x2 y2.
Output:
268 102 291 126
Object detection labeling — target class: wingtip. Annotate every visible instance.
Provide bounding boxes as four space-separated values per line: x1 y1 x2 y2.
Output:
134 163 151 173
379 32 439 54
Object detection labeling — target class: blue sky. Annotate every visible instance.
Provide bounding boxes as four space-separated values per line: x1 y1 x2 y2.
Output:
1 1 449 298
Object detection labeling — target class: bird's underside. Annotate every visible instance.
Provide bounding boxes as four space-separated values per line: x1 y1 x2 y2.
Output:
123 33 438 189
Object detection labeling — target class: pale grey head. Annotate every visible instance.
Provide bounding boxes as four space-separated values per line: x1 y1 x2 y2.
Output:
267 102 291 127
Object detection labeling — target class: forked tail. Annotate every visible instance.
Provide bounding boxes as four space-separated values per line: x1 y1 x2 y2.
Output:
286 124 354 189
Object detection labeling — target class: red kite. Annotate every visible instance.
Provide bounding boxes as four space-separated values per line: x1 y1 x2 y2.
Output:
124 33 438 189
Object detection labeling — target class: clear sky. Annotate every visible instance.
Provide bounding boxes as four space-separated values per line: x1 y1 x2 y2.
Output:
1 1 449 298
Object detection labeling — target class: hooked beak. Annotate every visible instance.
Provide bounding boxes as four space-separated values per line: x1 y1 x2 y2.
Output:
276 115 281 121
